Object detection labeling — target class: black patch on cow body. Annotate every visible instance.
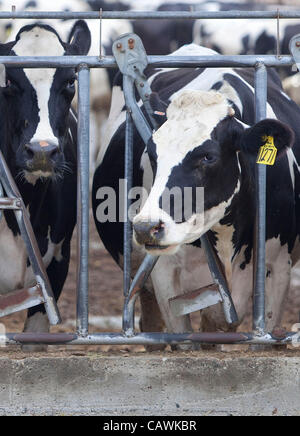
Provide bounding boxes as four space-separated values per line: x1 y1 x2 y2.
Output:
92 122 145 263
212 81 223 91
241 35 250 55
160 136 240 223
254 31 276 55
25 0 37 8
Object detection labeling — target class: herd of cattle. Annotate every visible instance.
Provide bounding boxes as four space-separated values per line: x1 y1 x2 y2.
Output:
0 0 300 349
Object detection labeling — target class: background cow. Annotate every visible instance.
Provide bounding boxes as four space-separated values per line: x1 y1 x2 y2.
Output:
0 20 90 350
93 44 300 342
0 0 132 176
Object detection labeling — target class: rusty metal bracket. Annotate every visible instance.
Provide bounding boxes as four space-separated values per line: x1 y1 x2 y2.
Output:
289 33 300 72
113 33 159 131
169 284 222 317
0 285 44 318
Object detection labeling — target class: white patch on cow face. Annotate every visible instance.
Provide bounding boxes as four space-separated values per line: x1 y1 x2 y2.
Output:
24 169 52 185
134 89 241 253
151 89 229 198
13 27 65 145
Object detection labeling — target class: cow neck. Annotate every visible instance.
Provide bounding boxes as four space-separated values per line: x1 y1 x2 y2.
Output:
219 151 256 258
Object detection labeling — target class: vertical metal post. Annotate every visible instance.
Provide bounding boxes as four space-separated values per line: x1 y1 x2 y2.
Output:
253 62 267 333
76 65 90 336
123 109 134 298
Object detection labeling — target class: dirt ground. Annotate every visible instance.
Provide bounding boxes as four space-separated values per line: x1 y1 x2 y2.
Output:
1 211 300 354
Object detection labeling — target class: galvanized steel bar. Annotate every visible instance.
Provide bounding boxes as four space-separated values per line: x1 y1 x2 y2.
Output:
3 331 300 346
253 63 268 333
123 110 134 298
122 75 153 147
123 255 159 335
0 10 299 20
201 234 238 325
0 55 295 69
76 65 90 337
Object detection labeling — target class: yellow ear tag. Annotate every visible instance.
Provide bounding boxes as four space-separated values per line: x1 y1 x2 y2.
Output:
5 28 12 38
257 135 277 166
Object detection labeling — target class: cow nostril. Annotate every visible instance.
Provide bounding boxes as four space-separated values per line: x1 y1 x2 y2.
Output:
49 148 59 160
24 145 34 159
134 220 166 245
150 221 165 236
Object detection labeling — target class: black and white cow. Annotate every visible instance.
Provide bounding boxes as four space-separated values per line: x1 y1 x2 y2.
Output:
194 18 300 78
89 0 196 56
0 0 132 176
0 20 90 349
92 44 300 340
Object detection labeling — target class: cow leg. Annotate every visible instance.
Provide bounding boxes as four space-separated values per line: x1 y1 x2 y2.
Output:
150 253 197 351
22 312 49 352
249 239 291 351
264 241 291 346
22 245 71 352
139 286 166 352
200 247 253 349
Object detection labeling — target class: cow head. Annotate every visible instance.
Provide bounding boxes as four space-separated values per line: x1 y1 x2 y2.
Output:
133 89 294 255
0 20 91 183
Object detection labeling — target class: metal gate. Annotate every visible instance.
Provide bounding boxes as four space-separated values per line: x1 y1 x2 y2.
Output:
1 7 300 347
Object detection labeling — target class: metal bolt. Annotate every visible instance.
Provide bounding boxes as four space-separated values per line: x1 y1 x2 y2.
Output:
16 200 22 208
128 38 135 49
140 83 144 88
116 43 122 50
296 41 300 48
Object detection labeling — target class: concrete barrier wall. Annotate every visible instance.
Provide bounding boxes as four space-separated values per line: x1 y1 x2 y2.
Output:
0 355 300 416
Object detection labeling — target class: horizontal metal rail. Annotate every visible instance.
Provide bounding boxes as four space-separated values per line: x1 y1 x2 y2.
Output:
0 55 295 68
2 331 299 346
0 10 299 20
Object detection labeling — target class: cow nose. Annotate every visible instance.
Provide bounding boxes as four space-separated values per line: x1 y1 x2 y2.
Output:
133 220 165 245
24 141 60 170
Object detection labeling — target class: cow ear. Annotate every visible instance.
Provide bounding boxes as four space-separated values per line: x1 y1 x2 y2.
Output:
0 41 15 56
239 119 294 159
67 20 91 55
149 92 168 128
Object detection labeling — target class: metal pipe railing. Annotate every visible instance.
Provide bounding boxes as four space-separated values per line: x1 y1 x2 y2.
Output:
123 110 134 298
76 65 90 337
253 63 268 334
0 10 299 20
0 55 295 69
4 331 300 346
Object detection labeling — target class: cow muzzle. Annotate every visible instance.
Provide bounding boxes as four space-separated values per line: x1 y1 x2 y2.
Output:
132 220 177 254
134 220 165 245
24 140 60 174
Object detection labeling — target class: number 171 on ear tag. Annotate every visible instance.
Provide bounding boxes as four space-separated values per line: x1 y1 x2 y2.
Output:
257 135 277 166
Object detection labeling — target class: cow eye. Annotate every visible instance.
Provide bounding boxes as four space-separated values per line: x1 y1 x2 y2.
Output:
67 77 76 88
201 154 216 164
3 79 20 95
